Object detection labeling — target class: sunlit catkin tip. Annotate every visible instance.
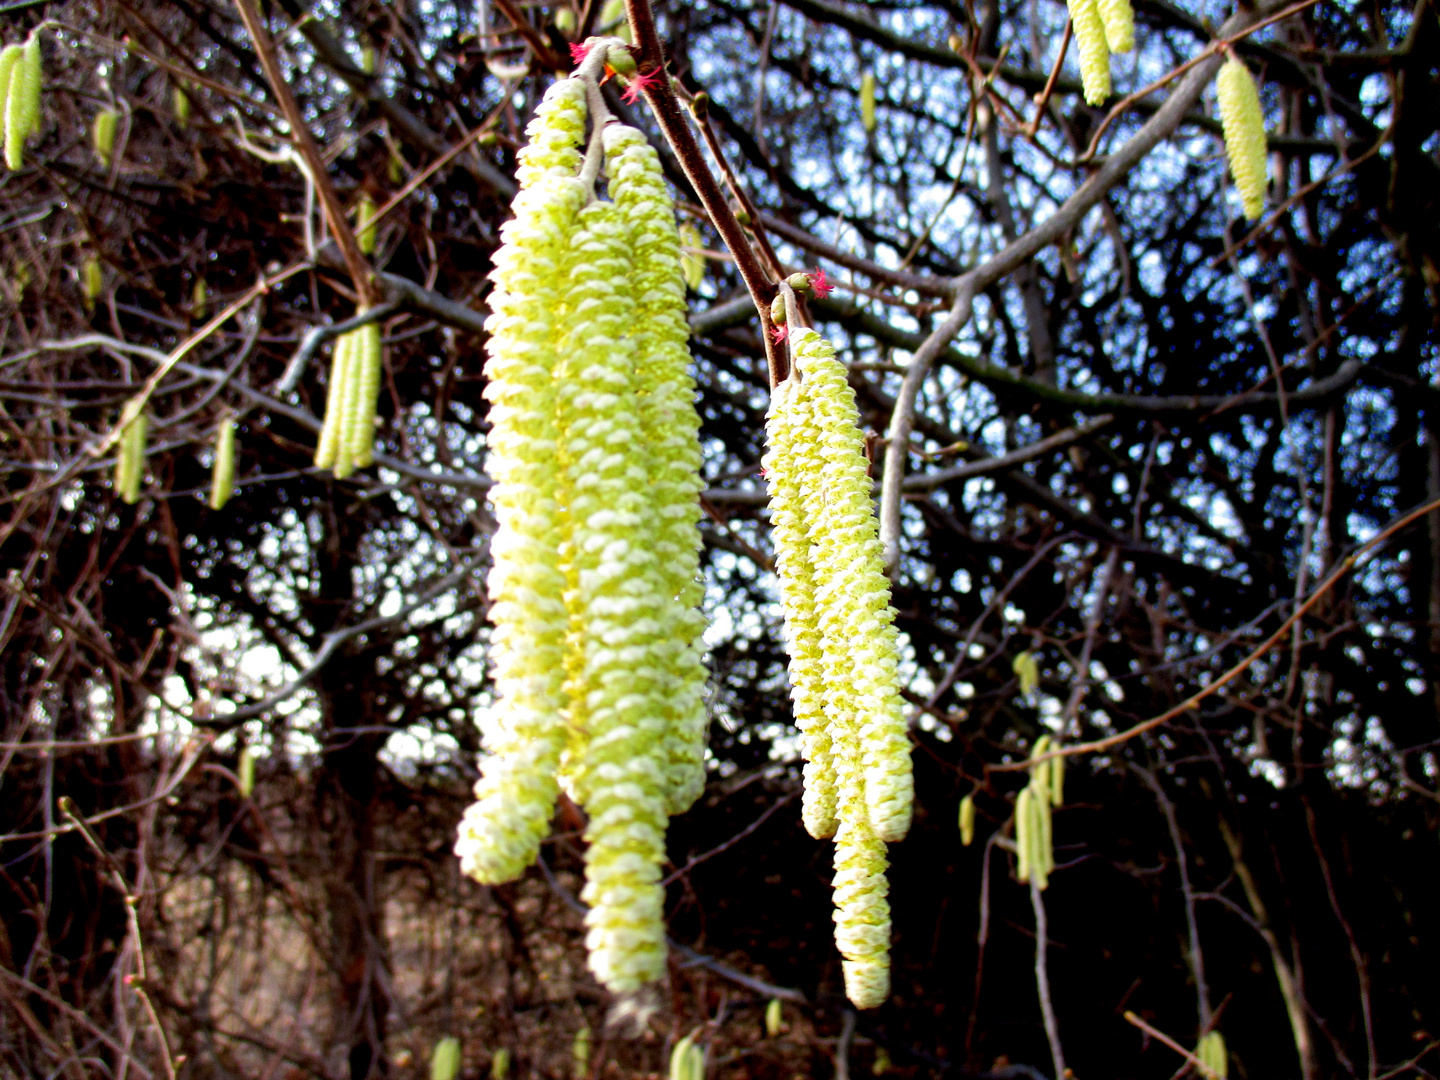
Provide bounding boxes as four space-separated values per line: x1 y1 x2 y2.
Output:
1216 55 1268 221
515 78 588 187
1095 0 1134 53
832 814 891 1009
1066 0 1111 105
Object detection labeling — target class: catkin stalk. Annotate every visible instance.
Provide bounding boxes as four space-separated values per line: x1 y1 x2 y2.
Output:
210 415 236 509
1216 55 1268 220
1066 0 1111 105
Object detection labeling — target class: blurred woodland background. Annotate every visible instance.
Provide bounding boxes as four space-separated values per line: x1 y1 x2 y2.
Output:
1 0 1438 1077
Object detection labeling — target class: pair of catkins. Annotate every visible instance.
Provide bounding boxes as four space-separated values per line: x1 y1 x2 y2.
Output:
459 62 915 1010
1065 0 1270 220
314 318 384 478
452 76 709 996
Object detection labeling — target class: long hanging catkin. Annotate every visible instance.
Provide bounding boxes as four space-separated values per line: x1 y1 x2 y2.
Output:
830 705 892 1010
790 328 913 844
1216 54 1268 220
557 198 672 993
454 173 586 885
764 377 839 839
314 329 352 471
1066 0 1111 105
602 123 710 817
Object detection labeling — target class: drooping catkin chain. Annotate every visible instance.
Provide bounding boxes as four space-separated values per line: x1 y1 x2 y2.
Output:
602 123 710 817
454 171 586 885
557 198 673 993
764 377 839 839
1066 0 1111 105
790 329 913 844
1216 54 1268 220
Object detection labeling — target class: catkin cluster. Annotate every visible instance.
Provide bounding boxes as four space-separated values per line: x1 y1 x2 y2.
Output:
764 326 914 1009
314 316 383 478
452 74 709 996
0 32 42 171
1216 54 1268 220
1066 0 1133 105
1015 735 1064 890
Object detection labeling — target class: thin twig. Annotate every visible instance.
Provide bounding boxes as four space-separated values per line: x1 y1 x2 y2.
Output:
1124 1011 1221 1080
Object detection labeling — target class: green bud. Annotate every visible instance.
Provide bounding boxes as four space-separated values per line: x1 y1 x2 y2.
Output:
764 998 783 1037
605 44 637 78
554 7 577 33
770 293 787 325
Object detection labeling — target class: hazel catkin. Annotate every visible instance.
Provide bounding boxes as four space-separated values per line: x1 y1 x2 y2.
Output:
1216 54 1268 220
1066 0 1111 105
4 34 41 171
209 414 236 510
1095 0 1135 53
93 108 118 168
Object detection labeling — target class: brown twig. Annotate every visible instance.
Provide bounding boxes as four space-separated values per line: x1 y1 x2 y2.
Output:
1124 1011 1222 1080
1026 19 1071 139
490 0 568 71
232 0 376 307
1000 493 1440 772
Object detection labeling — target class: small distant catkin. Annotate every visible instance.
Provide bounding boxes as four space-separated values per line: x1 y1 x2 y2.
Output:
0 45 22 146
1066 0 1111 105
1216 54 1268 220
357 193 378 255
345 319 383 468
314 328 353 471
677 222 704 290
173 83 191 127
959 793 976 847
210 414 236 510
93 109 118 168
1095 0 1135 53
1197 1030 1228 1080
82 256 103 310
115 408 148 505
860 71 876 132
192 278 207 320
1015 785 1033 882
4 35 42 171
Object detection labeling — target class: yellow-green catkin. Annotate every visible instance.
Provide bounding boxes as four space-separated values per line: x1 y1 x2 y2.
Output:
192 278 207 320
959 793 976 846
357 193 378 255
1015 785 1033 882
1013 650 1039 695
0 45 22 153
332 327 363 478
557 198 671 993
791 328 913 844
1066 0 1111 105
93 109 118 169
764 376 838 839
572 1026 591 1077
236 745 255 797
361 44 378 75
82 256 103 310
860 71 876 133
490 1048 511 1080
764 999 783 1037
1216 54 1268 220
668 1036 703 1080
677 222 704 291
115 409 148 504
314 328 353 471
209 414 236 509
1095 0 1134 53
430 1037 462 1080
603 123 709 817
3 35 41 171
345 319 383 468
173 83 191 127
453 152 585 889
831 725 892 1009
1197 1030 1228 1080
515 78 588 190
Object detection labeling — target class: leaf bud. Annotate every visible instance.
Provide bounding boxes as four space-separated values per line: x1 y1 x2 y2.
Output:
554 7 577 33
770 293 787 325
605 44 637 78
